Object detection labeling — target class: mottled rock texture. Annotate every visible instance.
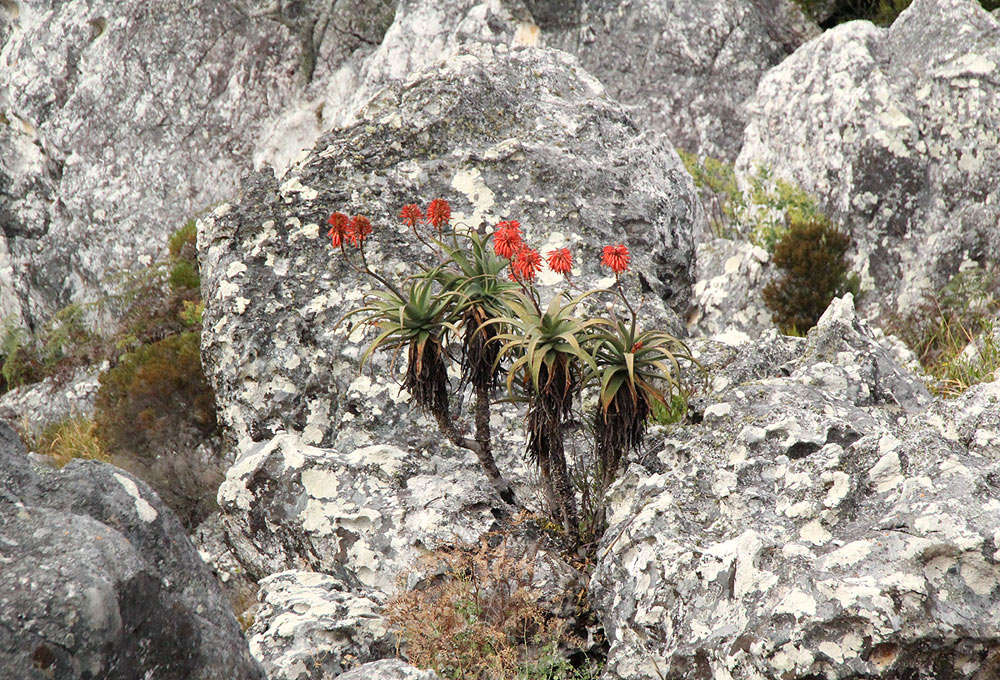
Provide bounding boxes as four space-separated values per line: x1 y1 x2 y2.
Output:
199 42 699 454
217 433 505 589
0 365 99 433
0 422 263 680
545 0 818 160
737 0 1000 321
689 238 773 337
334 659 439 680
0 0 391 330
248 570 394 680
592 296 1000 680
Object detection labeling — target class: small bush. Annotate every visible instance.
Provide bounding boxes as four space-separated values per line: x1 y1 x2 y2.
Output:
1 323 42 393
762 218 855 335
386 538 585 680
94 331 220 527
31 416 109 468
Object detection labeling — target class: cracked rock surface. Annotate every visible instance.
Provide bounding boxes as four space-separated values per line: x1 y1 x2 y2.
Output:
545 0 818 161
0 0 391 330
592 296 1000 680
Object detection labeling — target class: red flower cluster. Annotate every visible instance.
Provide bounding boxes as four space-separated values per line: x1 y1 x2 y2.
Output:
511 247 543 281
327 212 372 247
546 248 572 275
493 221 523 259
601 244 630 274
327 212 350 248
399 203 422 227
426 198 451 230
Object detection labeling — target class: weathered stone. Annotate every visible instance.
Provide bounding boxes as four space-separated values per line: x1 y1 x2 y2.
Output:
0 422 263 679
591 298 999 680
544 0 818 160
248 570 394 680
689 237 773 336
0 365 100 434
737 0 1000 321
217 433 506 589
0 0 390 330
334 659 439 680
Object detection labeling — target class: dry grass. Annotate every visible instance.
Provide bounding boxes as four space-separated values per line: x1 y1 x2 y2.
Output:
385 537 584 680
32 416 110 468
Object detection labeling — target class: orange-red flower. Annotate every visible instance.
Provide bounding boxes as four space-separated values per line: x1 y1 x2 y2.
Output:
426 198 451 230
399 203 422 227
546 248 572 275
327 212 350 248
493 221 523 259
512 247 542 281
601 244 630 274
346 215 372 246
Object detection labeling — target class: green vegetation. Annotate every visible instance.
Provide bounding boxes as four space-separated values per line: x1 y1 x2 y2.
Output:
2 219 221 528
762 218 857 335
887 266 1000 397
793 0 1000 27
678 153 827 252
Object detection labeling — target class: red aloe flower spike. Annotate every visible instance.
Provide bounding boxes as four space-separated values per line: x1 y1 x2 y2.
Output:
346 215 372 246
631 341 643 352
512 247 543 281
493 220 523 259
426 198 451 230
546 248 572 275
399 203 422 227
601 244 630 274
327 212 350 248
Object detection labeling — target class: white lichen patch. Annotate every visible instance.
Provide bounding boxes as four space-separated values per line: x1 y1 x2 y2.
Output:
450 167 495 226
775 589 817 618
113 473 158 522
800 520 832 545
279 177 319 201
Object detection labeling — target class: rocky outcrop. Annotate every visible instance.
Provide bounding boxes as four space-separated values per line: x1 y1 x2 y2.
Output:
545 0 818 160
0 0 391 330
592 296 999 680
199 42 700 453
248 570 394 680
737 0 1000 321
0 422 263 679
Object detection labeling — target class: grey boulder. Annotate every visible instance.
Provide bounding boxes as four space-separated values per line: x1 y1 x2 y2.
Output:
0 422 263 680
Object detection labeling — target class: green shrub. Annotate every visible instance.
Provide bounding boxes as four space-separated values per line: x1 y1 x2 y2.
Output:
762 218 855 335
94 331 220 527
678 155 827 252
1 322 42 393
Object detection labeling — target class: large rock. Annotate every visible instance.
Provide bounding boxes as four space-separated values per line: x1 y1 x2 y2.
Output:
0 365 100 434
591 297 1000 680
737 0 1000 320
335 659 439 680
0 0 390 329
544 0 818 160
257 0 541 176
0 422 263 679
199 41 700 453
